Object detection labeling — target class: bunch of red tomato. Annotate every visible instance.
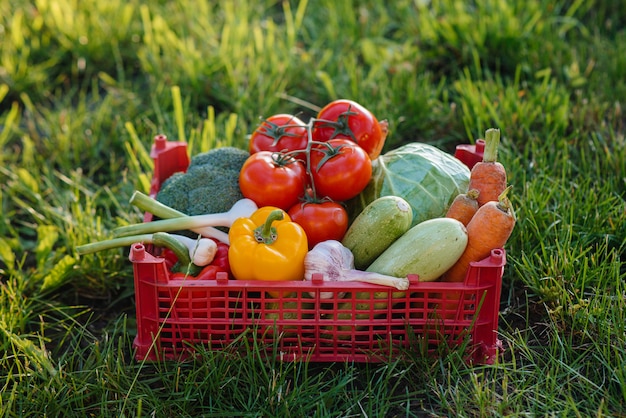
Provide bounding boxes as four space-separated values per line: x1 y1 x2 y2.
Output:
238 99 388 249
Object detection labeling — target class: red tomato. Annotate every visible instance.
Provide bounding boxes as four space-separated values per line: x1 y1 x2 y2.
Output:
239 151 307 210
308 139 372 202
312 99 387 160
288 200 349 249
249 114 309 158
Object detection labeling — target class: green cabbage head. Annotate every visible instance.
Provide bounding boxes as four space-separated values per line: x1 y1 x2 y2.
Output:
347 142 471 227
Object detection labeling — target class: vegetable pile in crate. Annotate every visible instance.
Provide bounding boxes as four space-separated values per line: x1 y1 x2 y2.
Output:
76 99 515 364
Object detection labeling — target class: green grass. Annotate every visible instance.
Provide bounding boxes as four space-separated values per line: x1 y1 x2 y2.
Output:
1 0 625 416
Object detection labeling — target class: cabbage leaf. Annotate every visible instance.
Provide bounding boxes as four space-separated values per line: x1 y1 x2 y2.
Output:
347 142 470 226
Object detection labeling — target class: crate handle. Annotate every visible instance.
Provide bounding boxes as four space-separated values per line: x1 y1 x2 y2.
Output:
216 271 229 284
130 243 147 261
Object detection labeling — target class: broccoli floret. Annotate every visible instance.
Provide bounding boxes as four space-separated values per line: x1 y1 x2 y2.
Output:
187 146 250 174
157 171 190 211
156 146 250 216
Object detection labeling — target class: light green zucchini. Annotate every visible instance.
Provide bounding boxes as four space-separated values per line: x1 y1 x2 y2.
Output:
366 217 468 281
341 195 413 270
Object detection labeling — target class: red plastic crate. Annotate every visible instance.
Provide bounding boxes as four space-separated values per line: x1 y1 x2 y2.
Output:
130 136 506 364
454 138 485 170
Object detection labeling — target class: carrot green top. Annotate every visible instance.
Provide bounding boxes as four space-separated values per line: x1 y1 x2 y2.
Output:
496 185 516 221
483 128 501 163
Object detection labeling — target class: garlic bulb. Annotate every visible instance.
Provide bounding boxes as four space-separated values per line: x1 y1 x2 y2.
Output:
304 240 409 299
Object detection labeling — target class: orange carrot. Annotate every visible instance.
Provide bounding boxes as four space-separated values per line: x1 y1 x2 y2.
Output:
468 128 507 206
445 189 480 226
442 186 516 283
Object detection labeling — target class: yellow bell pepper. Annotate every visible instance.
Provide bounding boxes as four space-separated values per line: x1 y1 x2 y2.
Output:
228 206 308 287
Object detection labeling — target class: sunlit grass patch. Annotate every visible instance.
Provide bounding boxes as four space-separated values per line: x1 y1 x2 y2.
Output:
0 0 625 416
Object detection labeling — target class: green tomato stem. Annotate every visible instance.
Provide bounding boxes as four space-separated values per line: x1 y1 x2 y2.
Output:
304 119 318 198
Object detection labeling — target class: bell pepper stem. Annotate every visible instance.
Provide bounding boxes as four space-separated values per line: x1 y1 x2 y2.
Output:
254 209 284 245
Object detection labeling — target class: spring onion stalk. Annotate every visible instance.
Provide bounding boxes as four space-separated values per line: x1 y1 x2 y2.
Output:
75 232 216 275
114 197 258 240
169 234 218 265
76 234 154 255
129 191 230 244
